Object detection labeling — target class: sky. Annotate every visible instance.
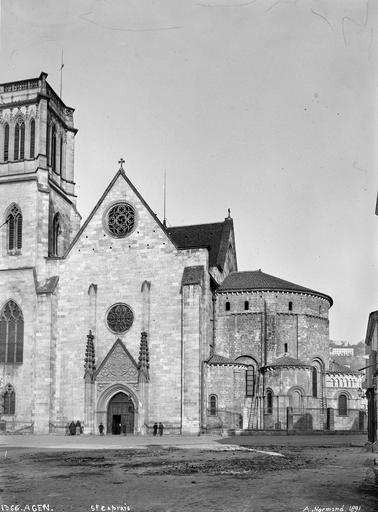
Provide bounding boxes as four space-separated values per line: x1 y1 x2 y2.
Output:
0 0 377 343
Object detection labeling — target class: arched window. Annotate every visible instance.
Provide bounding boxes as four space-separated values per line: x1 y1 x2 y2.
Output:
3 123 9 161
0 301 24 363
244 301 249 311
290 389 303 411
312 366 318 398
51 125 57 172
246 365 255 396
288 301 293 311
59 136 63 175
3 384 15 415
30 119 35 158
6 204 22 252
209 394 217 416
46 122 50 163
225 301 230 311
14 120 25 160
338 394 348 416
266 389 273 414
52 212 61 256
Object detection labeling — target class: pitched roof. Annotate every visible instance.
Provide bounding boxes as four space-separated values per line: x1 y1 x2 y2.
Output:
206 353 246 366
167 218 234 270
181 266 204 287
263 355 311 369
217 270 333 305
327 360 359 375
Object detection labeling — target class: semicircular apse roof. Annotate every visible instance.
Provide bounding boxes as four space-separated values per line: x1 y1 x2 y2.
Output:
217 270 332 306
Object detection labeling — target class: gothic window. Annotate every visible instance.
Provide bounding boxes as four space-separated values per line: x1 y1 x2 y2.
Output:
244 300 249 311
3 123 9 161
209 395 217 416
106 203 135 238
0 301 24 363
51 125 57 172
338 394 348 416
6 204 22 252
14 120 25 160
266 389 273 414
52 213 61 256
59 136 63 175
46 122 50 163
30 119 35 158
3 384 15 415
106 303 134 334
312 366 318 398
246 366 254 397
225 301 230 311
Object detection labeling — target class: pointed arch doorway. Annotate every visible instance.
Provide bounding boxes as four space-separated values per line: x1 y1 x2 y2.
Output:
107 392 135 435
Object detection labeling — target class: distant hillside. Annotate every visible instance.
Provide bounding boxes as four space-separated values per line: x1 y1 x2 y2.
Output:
329 340 366 372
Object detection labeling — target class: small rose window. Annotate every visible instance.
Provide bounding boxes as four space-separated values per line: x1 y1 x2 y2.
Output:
106 202 135 237
106 303 134 334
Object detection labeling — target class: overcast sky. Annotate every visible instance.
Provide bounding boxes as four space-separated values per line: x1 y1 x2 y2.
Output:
1 0 377 343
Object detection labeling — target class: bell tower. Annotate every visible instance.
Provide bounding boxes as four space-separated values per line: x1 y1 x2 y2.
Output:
0 72 81 272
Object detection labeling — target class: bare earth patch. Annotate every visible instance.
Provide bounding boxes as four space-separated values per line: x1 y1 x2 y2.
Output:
0 444 377 512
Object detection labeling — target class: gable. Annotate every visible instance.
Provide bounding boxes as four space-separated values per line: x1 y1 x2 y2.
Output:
95 339 139 383
64 169 177 257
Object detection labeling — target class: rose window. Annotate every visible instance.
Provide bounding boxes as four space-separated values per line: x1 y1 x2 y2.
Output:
107 203 135 237
107 303 134 334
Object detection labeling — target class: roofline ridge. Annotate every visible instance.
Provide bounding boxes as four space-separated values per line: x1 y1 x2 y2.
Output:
167 220 226 230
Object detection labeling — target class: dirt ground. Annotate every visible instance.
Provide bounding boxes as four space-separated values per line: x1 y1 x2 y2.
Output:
0 439 377 512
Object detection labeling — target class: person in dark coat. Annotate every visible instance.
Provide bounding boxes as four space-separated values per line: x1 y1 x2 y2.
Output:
158 422 164 436
69 421 76 435
98 423 104 436
153 423 158 436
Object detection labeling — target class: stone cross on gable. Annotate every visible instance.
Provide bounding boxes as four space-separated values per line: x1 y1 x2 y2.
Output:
118 157 125 170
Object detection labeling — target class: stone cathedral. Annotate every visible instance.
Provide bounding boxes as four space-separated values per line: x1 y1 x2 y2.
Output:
0 73 365 435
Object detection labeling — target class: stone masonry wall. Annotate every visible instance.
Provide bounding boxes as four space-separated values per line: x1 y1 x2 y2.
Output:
49 173 209 431
0 268 36 425
215 290 330 368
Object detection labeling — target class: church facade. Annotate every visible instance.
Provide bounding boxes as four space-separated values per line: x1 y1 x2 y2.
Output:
0 73 365 435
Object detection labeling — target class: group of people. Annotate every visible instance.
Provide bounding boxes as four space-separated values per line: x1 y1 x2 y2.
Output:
66 420 83 435
153 422 164 436
96 422 164 436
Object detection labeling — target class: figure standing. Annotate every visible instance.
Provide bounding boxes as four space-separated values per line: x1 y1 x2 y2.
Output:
98 422 104 436
75 420 81 435
158 422 164 436
69 421 76 435
153 423 158 436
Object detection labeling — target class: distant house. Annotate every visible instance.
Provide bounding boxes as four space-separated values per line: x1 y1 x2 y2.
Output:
330 347 354 357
